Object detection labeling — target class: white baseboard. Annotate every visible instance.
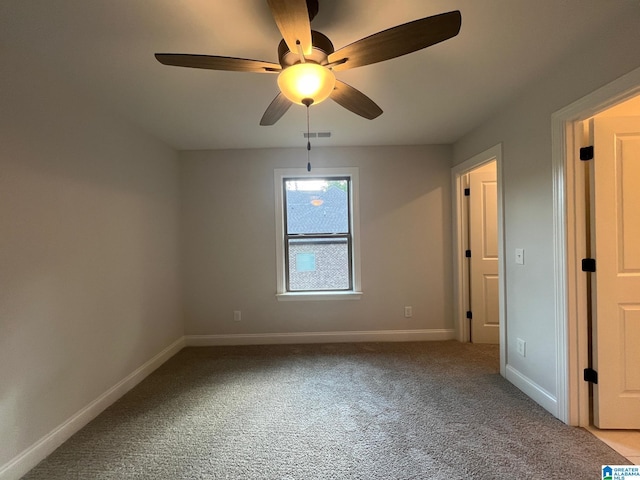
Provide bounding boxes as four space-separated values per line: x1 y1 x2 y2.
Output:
505 364 558 417
0 337 186 480
186 328 456 346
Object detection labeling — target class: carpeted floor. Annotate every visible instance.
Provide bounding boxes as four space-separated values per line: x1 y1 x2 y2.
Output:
23 341 628 479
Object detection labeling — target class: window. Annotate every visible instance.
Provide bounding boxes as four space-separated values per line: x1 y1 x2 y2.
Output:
274 167 362 301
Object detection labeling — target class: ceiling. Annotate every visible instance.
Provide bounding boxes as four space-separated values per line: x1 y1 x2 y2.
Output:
2 0 638 151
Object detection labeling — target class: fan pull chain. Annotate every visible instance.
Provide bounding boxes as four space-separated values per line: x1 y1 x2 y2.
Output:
301 98 314 172
307 106 311 171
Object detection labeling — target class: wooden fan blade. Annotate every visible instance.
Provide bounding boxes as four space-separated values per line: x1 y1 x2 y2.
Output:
260 93 293 125
330 80 383 120
328 10 461 72
155 54 281 73
267 0 312 56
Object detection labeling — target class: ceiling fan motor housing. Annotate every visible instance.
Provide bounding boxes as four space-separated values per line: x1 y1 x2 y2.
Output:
278 30 335 68
306 0 319 21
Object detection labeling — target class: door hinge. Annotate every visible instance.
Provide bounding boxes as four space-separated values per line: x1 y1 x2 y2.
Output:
584 368 598 384
582 258 596 272
580 146 594 161
464 187 470 196
465 250 471 258
466 311 473 319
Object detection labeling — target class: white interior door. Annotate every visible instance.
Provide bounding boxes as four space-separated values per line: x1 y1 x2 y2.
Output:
469 162 499 344
592 116 640 429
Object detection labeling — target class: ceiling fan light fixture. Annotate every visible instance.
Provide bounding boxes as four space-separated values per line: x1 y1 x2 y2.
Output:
156 5 461 125
277 63 335 105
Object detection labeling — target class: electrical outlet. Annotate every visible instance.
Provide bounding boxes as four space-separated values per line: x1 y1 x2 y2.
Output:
233 310 241 322
404 306 413 318
516 338 526 357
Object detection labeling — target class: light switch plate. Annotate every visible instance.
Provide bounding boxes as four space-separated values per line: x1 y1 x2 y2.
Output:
515 248 525 265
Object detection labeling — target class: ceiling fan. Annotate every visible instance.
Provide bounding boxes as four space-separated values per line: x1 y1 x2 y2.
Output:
155 0 461 126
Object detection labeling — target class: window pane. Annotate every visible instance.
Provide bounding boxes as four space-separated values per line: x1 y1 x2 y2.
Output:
288 237 350 291
285 179 349 234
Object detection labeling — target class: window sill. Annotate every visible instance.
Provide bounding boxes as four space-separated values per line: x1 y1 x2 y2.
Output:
276 291 363 302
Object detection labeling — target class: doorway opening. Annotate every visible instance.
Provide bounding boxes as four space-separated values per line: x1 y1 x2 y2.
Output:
551 65 640 433
452 144 506 376
585 99 640 463
586 99 640 429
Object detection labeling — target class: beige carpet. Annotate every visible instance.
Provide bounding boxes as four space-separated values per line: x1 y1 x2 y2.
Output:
23 341 628 479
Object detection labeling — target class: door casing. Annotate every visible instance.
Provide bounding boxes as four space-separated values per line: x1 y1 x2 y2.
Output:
451 144 506 376
551 65 640 425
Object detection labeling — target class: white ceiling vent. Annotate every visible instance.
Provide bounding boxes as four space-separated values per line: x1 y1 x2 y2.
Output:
303 132 332 138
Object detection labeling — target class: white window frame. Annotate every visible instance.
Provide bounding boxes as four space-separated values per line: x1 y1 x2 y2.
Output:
274 167 362 301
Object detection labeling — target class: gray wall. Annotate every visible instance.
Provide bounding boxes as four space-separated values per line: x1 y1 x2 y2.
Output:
453 13 640 402
180 145 453 336
0 54 183 468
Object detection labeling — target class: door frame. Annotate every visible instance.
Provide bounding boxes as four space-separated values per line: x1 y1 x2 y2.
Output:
452 144 506 376
551 66 640 425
